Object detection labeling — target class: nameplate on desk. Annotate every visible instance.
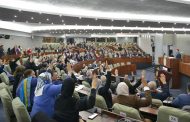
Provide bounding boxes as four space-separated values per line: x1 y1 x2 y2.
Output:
75 85 85 91
120 112 126 117
169 115 178 122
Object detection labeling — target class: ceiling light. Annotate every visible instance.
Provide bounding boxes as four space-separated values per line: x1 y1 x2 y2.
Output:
2 0 190 23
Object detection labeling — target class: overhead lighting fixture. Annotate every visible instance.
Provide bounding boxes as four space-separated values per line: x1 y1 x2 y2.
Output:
1 0 190 23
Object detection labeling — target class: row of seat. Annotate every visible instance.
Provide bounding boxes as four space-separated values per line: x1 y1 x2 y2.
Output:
0 87 30 122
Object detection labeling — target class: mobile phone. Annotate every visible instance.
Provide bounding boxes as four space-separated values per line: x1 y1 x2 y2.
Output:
88 113 98 120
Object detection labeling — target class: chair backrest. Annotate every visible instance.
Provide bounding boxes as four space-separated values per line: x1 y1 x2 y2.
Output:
152 99 163 108
113 64 118 68
182 105 190 112
120 62 125 66
0 82 13 99
95 95 108 110
82 81 91 88
157 106 190 122
3 65 12 74
0 88 15 122
0 72 10 85
55 67 61 76
112 103 142 120
12 97 31 122
73 90 80 100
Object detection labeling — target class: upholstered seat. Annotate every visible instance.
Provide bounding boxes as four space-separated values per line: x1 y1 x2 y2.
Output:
112 103 142 120
12 97 31 122
95 95 108 110
0 88 16 122
157 106 190 122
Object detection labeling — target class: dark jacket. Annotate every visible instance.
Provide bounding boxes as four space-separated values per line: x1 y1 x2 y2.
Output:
124 77 142 94
9 57 20 73
98 71 112 109
13 72 23 98
53 78 96 122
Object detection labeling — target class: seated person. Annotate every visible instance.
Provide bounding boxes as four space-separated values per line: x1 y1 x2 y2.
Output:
113 76 152 109
13 65 25 98
51 71 62 85
172 83 190 108
141 74 170 101
53 74 97 122
123 72 142 94
30 71 62 118
16 69 37 111
32 112 57 122
98 68 112 110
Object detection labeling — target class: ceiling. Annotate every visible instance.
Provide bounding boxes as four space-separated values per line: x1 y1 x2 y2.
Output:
1 0 190 36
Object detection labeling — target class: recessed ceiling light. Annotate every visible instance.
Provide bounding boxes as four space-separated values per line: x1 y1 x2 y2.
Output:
14 15 17 18
31 17 34 20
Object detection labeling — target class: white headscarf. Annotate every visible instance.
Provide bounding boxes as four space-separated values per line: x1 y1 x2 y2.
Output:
116 82 129 96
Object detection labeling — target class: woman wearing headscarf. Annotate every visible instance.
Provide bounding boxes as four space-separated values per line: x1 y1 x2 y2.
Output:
53 73 97 122
112 76 152 109
30 71 62 118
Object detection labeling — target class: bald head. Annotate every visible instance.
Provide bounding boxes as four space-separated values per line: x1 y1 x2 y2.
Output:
100 75 107 84
148 81 157 91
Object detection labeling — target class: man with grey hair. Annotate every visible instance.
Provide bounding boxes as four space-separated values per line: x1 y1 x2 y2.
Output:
172 83 190 108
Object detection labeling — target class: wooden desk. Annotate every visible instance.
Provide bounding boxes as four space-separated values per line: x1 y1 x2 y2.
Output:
158 57 180 89
80 110 143 122
139 107 158 122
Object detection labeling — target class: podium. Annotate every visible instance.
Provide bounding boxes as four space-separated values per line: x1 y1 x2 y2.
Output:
158 57 180 89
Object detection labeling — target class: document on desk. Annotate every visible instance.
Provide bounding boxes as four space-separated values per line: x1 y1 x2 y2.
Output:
163 100 172 104
75 85 85 91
